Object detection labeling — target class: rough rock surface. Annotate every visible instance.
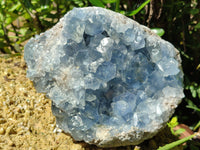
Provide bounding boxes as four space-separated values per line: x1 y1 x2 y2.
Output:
24 7 184 147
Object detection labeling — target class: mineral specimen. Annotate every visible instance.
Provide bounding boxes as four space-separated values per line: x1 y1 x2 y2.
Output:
24 7 184 147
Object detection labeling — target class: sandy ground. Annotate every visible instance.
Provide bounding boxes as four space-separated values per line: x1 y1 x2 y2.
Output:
0 56 182 150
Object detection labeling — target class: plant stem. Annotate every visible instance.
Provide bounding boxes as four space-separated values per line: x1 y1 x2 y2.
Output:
194 121 200 131
18 0 34 19
1 24 17 53
115 0 120 12
11 23 19 41
19 0 45 34
157 134 196 150
56 0 61 20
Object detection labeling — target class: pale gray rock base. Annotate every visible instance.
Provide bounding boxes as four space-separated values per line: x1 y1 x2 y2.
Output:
24 7 184 147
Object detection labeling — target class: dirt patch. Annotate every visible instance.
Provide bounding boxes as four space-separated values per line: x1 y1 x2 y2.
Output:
0 56 84 150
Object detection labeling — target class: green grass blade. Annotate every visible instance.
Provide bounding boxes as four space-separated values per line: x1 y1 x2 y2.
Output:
101 0 116 3
89 0 105 8
157 134 196 150
128 0 150 16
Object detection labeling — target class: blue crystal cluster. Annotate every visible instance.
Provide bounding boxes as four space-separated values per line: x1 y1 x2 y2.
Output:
24 7 184 147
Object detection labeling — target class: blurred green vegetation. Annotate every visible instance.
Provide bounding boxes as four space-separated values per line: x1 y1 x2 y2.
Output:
0 0 199 149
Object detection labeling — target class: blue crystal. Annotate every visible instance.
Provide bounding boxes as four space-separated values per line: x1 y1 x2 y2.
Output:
96 61 116 82
24 7 184 147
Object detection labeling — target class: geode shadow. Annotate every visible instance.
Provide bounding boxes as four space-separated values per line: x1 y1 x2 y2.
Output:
24 7 184 147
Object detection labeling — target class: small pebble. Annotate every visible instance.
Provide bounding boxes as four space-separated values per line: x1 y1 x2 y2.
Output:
0 127 5 135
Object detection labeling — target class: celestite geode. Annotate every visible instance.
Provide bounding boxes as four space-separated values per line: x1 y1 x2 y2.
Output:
24 7 184 147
